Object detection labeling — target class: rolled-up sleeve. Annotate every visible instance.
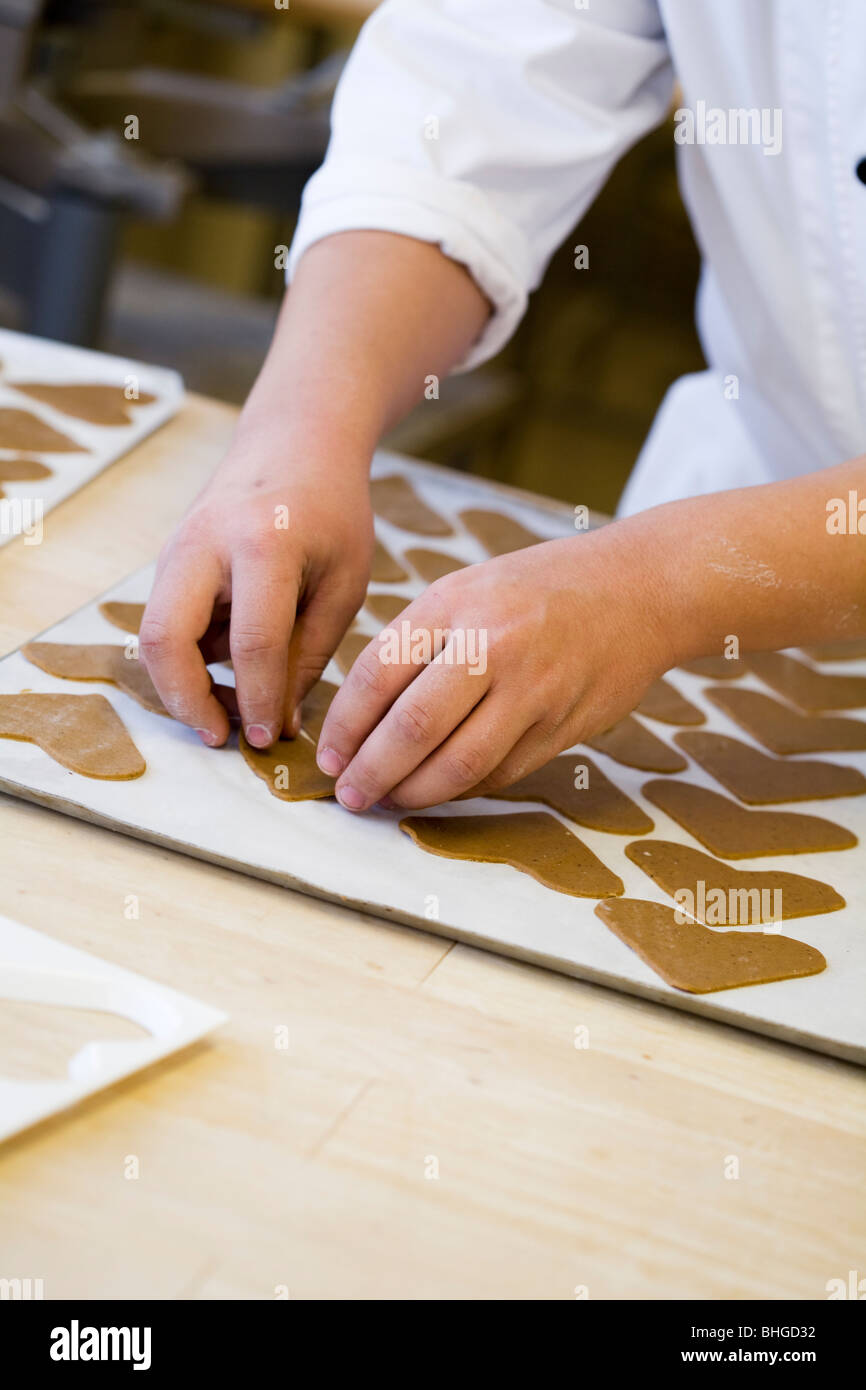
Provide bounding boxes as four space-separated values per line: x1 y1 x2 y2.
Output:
288 0 673 369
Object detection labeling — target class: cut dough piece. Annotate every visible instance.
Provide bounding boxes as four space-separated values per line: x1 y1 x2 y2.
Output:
371 538 409 583
459 507 544 555
636 678 705 726
99 600 146 635
364 591 412 626
674 730 866 804
400 811 624 898
11 382 156 427
585 715 687 773
680 655 745 680
624 839 844 921
300 678 338 741
474 754 653 835
0 408 87 452
0 692 145 780
240 730 335 801
404 547 468 583
370 474 453 536
0 458 52 499
642 778 856 858
803 638 866 663
594 898 826 993
22 641 166 716
335 629 371 676
706 686 866 754
745 651 866 712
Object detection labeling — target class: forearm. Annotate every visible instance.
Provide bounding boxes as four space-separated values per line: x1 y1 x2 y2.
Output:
220 230 491 480
637 456 866 659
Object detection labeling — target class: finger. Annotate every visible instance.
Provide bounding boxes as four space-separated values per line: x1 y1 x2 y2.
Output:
282 581 366 737
229 550 299 747
140 550 230 745
465 716 565 798
333 657 487 811
213 682 240 722
317 591 451 776
388 690 538 809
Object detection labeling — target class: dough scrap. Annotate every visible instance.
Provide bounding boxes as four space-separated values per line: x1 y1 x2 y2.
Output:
624 839 844 921
636 677 705 726
474 753 653 834
803 639 866 663
594 897 826 993
22 641 166 715
674 730 866 804
0 458 52 499
300 678 338 741
371 538 409 583
99 600 146 635
400 810 624 898
0 692 145 780
10 382 156 427
585 715 687 773
642 778 856 858
404 547 468 583
706 686 866 754
745 651 866 712
370 474 453 536
240 730 335 801
364 591 412 626
0 408 87 453
459 507 544 555
680 655 745 679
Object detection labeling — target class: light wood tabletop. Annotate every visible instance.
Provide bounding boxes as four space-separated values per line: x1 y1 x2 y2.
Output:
0 393 863 1301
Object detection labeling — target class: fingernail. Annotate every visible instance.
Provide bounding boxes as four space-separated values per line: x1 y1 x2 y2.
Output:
195 728 219 747
377 795 397 810
290 705 302 736
246 723 275 748
337 785 365 810
318 746 343 775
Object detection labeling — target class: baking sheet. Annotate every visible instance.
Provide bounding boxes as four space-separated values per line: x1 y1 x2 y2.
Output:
0 327 183 547
0 451 863 1062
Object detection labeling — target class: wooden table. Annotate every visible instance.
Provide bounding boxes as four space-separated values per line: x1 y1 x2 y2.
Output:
0 393 863 1300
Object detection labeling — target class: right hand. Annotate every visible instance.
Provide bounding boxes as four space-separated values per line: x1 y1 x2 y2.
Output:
139 441 374 748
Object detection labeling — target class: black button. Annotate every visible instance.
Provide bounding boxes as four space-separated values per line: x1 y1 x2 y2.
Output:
858 157 866 184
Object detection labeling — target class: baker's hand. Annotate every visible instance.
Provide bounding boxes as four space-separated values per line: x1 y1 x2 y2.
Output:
316 525 678 811
140 446 373 748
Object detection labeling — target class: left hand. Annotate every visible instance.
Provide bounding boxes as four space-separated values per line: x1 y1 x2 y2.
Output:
316 527 679 811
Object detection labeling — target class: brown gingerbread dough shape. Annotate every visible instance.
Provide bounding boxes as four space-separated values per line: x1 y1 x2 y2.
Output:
335 628 371 676
371 538 409 584
471 754 653 835
99 600 146 635
745 651 866 712
10 382 156 427
364 591 412 626
636 677 705 726
594 898 826 993
624 839 844 921
803 638 866 663
240 730 335 801
370 475 453 536
23 642 166 715
459 507 544 555
400 810 623 898
585 715 687 773
680 655 745 679
674 730 866 805
404 547 468 583
0 458 52 499
300 678 339 741
0 408 87 453
642 778 856 858
706 686 866 754
0 692 145 780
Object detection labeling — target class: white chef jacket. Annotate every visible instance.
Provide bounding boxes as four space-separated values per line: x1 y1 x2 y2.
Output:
287 0 866 515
